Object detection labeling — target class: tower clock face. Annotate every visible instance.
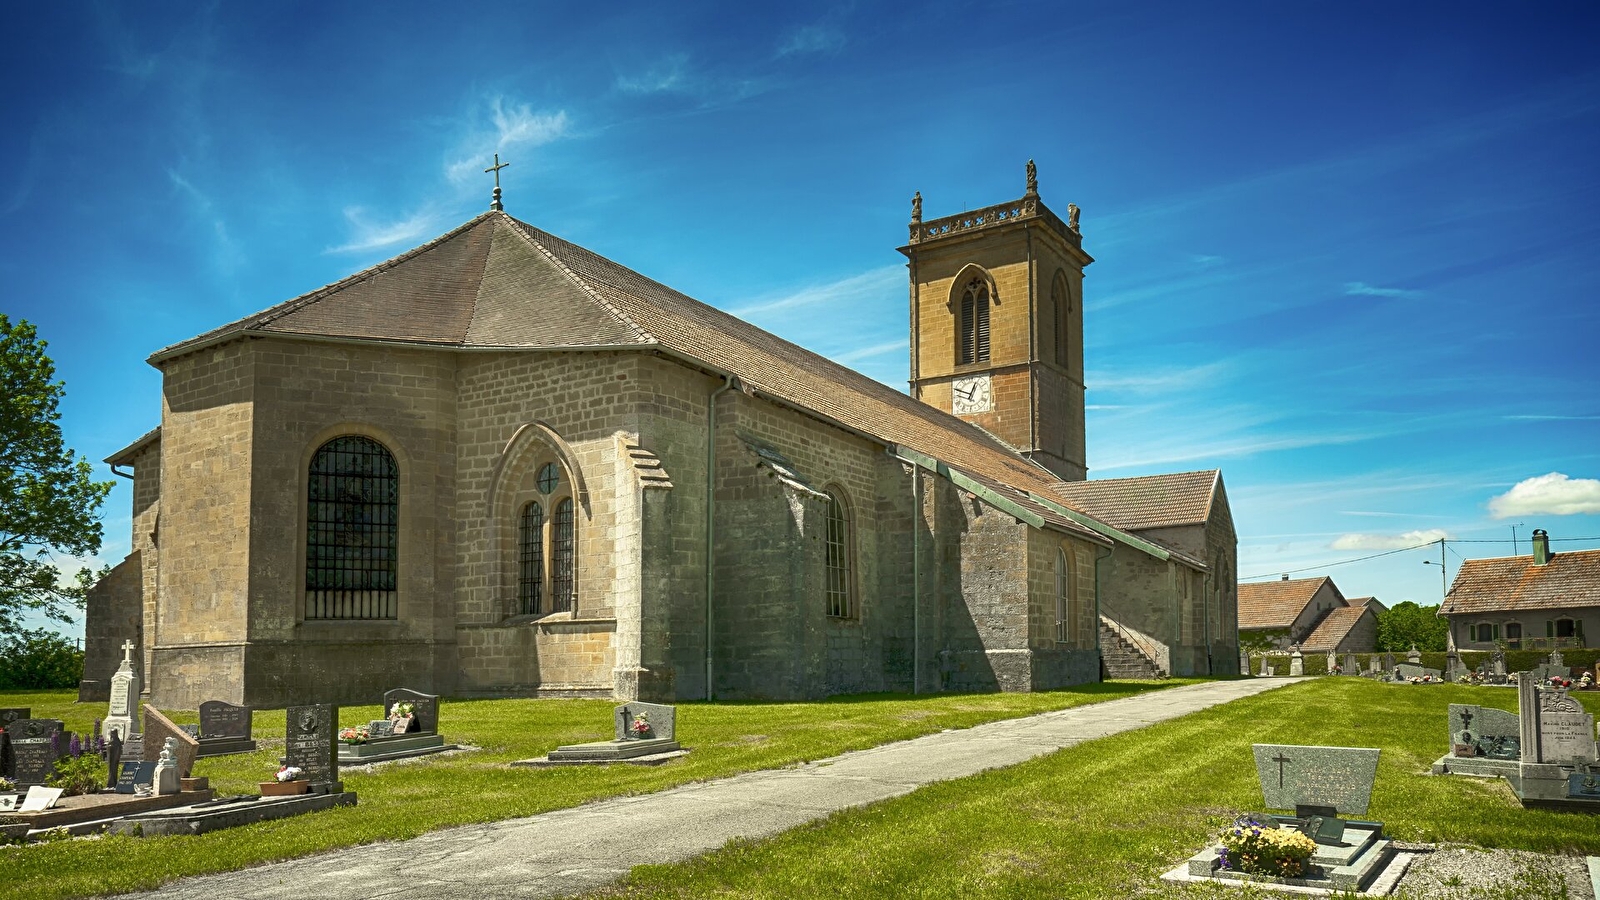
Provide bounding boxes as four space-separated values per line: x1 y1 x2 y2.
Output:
951 374 993 415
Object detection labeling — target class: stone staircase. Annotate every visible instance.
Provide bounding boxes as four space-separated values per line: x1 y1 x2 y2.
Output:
1100 620 1164 679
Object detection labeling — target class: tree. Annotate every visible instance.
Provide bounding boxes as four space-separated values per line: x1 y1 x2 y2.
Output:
0 314 113 637
1375 600 1449 652
0 628 85 688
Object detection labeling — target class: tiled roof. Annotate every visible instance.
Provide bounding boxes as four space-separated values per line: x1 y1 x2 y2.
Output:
1300 605 1371 652
1050 470 1219 531
1442 549 1600 615
1237 576 1337 630
106 426 161 466
145 211 1136 547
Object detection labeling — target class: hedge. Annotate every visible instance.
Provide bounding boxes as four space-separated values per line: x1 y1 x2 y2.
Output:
1242 648 1600 677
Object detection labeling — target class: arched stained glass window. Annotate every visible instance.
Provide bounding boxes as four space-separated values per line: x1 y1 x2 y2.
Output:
551 498 575 613
306 436 398 620
959 279 991 365
518 501 544 615
825 491 853 618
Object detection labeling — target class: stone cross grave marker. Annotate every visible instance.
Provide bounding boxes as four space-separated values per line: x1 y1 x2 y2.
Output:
1239 649 1249 675
103 639 141 742
1259 655 1271 677
1289 648 1304 677
382 688 439 734
1448 703 1520 759
1491 647 1506 676
141 706 199 777
1252 743 1381 845
285 704 339 792
1343 652 1359 676
615 702 676 742
1535 688 1598 764
198 701 252 741
1382 652 1396 671
8 719 65 786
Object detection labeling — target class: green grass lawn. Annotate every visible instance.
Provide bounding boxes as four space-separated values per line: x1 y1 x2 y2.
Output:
586 679 1600 900
1 679 1193 898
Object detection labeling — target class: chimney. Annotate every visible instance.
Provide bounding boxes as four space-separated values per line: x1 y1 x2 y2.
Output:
1532 529 1551 566
1282 574 1290 581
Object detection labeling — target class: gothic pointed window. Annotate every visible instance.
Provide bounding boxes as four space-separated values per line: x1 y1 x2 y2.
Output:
825 490 854 618
514 460 577 616
1051 271 1070 367
306 436 398 620
552 498 575 613
959 278 991 365
1055 548 1073 642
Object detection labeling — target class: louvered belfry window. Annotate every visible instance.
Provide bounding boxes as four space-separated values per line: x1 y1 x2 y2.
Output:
1052 272 1069 367
306 436 399 620
959 278 991 364
551 498 575 612
518 501 544 614
825 491 853 618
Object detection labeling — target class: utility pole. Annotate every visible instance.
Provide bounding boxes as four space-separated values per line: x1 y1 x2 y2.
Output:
1510 523 1523 556
1424 538 1452 651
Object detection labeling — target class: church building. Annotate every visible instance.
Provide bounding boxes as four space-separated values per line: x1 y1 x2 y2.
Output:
81 164 1239 708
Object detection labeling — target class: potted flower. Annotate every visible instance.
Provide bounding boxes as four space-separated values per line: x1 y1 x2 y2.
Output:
261 765 309 796
340 726 370 745
1217 816 1317 879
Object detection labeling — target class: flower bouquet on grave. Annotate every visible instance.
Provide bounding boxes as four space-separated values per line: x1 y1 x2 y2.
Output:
630 711 652 738
339 726 370 745
1217 816 1317 879
1580 672 1594 690
388 701 416 733
261 765 309 796
1546 676 1573 689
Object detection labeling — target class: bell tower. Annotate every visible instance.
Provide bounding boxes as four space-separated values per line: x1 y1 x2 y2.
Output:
899 161 1093 481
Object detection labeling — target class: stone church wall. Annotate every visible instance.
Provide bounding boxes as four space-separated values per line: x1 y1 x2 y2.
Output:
1023 530 1101 689
78 552 141 702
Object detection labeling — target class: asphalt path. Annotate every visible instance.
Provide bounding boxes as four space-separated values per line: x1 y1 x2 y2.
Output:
130 677 1304 899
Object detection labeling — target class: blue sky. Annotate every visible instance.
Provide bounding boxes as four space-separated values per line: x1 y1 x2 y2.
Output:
5 2 1599 635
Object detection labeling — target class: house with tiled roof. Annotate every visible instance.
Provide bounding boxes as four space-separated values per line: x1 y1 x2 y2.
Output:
1442 529 1599 652
1236 575 1376 652
80 167 1239 708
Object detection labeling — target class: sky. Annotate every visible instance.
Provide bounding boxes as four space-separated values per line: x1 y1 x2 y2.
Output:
4 2 1599 637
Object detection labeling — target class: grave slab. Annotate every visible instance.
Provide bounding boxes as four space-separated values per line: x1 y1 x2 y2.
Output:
107 790 357 837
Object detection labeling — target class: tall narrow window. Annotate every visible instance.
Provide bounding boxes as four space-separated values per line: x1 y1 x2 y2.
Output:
551 498 575 613
1051 271 1070 367
306 436 398 620
1055 548 1072 642
959 279 991 365
518 501 544 614
825 491 853 618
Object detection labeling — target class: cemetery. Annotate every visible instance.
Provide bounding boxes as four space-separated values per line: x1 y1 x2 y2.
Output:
2 675 1598 899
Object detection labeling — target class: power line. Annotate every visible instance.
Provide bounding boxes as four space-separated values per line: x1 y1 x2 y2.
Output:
1451 536 1600 543
1240 540 1438 581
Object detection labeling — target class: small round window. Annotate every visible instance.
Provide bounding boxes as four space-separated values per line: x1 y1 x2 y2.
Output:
536 462 561 495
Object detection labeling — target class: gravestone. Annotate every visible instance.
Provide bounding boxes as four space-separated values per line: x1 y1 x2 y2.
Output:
7 719 65 786
615 701 677 742
1325 650 1337 674
366 720 396 739
1343 652 1359 676
0 708 26 730
1406 646 1421 664
1239 649 1250 675
1253 743 1381 820
1550 650 1566 668
1289 647 1304 677
141 706 199 777
1445 651 1465 681
1534 688 1598 764
115 759 157 794
1447 704 1521 759
152 737 181 795
382 688 439 734
197 700 257 757
104 729 123 789
1394 663 1442 681
122 732 144 763
1382 652 1396 671
0 707 26 779
102 639 142 742
1491 647 1506 677
285 704 340 793
1258 655 1271 677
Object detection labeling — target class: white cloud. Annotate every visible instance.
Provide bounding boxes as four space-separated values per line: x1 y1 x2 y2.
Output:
616 54 691 94
1344 281 1421 298
327 206 441 254
832 339 906 364
1330 529 1450 550
777 25 846 57
444 96 571 185
731 265 903 318
1489 472 1600 518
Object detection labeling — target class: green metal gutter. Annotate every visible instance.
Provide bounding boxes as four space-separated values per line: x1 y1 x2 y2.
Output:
893 448 1045 530
1024 491 1175 561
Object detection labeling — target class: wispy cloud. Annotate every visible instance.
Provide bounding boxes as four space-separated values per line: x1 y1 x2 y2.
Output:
731 265 903 318
1503 414 1600 421
1088 362 1232 393
1093 429 1377 472
1330 529 1450 551
777 24 846 57
616 54 691 95
326 206 442 254
1339 510 1452 519
445 95 571 186
1344 281 1421 298
167 168 241 271
832 339 906 364
1488 472 1600 518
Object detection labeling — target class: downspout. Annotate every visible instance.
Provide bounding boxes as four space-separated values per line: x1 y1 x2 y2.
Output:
1202 569 1214 675
705 373 737 700
1093 544 1113 677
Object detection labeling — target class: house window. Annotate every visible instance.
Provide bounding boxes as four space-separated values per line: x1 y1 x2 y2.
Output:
515 461 576 615
1554 618 1578 641
305 436 398 620
1470 622 1498 643
958 278 991 365
517 501 544 614
1504 622 1521 647
825 491 853 618
1055 548 1072 643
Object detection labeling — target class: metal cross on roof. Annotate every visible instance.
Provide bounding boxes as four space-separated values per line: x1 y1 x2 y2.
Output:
485 153 510 211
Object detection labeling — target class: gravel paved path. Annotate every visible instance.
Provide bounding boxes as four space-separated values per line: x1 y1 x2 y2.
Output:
130 678 1302 900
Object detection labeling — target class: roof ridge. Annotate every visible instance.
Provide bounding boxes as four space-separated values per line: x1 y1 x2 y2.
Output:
500 215 655 344
150 212 501 362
